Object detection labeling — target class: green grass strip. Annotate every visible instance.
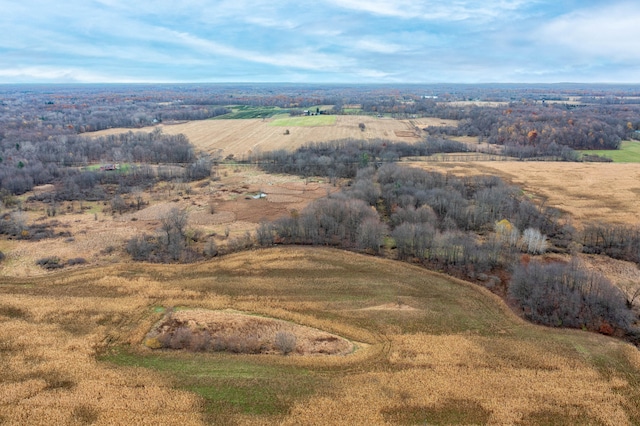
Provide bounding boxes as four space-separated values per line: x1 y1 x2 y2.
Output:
581 141 640 162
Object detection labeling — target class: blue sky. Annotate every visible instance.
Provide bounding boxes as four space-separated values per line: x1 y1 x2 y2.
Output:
1 0 639 84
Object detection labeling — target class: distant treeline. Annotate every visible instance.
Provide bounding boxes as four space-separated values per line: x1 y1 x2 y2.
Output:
424 102 639 152
350 93 640 153
3 84 640 160
0 88 231 143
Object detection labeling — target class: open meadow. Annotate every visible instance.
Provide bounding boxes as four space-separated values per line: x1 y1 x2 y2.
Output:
416 161 640 226
90 116 458 159
2 247 640 425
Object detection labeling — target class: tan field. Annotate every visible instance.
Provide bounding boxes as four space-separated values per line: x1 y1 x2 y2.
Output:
414 161 640 226
2 247 640 425
91 116 458 158
4 117 640 424
0 166 336 278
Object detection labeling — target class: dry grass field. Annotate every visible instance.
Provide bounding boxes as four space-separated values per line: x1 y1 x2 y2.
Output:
1 247 639 425
413 161 640 226
0 166 336 277
90 116 458 159
4 116 640 424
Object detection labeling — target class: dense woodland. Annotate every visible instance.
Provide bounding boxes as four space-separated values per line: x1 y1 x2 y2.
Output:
251 137 470 179
0 129 212 196
429 103 638 152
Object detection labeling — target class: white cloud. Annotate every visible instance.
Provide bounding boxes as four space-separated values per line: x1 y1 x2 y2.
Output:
353 39 404 54
355 69 394 79
244 16 299 30
0 66 151 83
327 0 418 18
327 0 537 21
167 30 354 71
537 2 640 62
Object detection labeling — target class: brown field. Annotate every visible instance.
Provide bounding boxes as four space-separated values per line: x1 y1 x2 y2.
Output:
0 166 336 277
1 247 640 425
4 118 640 424
90 116 458 158
413 161 640 226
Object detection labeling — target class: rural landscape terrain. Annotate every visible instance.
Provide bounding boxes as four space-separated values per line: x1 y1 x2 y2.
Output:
2 83 640 424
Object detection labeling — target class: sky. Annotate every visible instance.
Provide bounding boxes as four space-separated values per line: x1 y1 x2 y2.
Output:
1 0 640 84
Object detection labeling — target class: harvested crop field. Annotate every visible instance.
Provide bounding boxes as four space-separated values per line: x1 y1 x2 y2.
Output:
414 161 640 225
1 247 640 425
90 116 458 159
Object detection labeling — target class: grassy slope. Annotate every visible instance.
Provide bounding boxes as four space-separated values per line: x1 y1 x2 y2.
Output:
581 140 640 162
2 247 640 424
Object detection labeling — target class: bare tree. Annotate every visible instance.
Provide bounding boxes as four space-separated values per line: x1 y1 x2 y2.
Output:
620 281 640 309
161 207 189 260
256 222 275 246
356 217 387 254
521 228 548 254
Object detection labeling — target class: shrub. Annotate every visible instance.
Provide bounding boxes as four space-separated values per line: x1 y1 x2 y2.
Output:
36 256 63 269
189 331 212 352
66 257 87 266
143 337 162 349
256 222 275 246
71 405 98 425
204 239 218 258
275 331 297 355
126 234 154 261
166 326 193 350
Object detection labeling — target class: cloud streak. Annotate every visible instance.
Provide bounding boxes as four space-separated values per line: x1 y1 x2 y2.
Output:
0 0 638 83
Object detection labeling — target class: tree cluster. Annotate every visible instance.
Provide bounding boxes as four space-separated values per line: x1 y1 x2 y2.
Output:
126 207 202 263
252 137 468 179
262 162 565 272
1 128 211 196
509 259 633 335
251 154 637 338
580 223 640 264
